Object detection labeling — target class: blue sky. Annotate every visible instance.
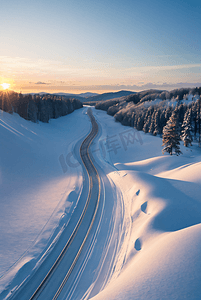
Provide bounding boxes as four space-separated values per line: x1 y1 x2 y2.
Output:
0 0 201 93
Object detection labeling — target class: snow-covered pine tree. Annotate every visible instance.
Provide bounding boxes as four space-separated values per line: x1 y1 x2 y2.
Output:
144 106 153 123
153 110 160 136
178 103 187 125
133 112 138 129
148 110 156 134
181 108 193 147
136 111 145 131
130 112 135 127
191 100 199 140
197 98 201 146
164 106 173 122
143 115 151 133
162 110 182 155
130 112 136 127
159 109 166 135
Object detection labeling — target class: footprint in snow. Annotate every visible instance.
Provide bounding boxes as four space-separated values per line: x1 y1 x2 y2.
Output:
136 189 140 196
141 201 147 214
134 238 142 251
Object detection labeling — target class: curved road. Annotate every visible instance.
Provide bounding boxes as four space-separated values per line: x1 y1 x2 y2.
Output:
11 108 101 300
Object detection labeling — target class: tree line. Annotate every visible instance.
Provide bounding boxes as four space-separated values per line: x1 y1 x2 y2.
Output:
95 88 201 155
0 91 83 123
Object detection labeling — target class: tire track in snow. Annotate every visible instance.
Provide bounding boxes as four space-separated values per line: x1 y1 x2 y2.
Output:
10 108 101 300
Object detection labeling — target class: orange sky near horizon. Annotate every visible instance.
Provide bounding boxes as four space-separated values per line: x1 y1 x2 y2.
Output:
1 59 201 95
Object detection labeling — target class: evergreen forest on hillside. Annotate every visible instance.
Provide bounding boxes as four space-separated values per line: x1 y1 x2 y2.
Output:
0 91 83 123
1 88 201 155
95 88 201 155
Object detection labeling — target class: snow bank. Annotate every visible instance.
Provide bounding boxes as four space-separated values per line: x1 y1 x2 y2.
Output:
91 108 201 300
92 221 201 300
0 108 90 293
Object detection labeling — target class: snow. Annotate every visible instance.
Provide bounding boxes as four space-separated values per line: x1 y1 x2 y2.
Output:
0 108 90 295
140 94 200 109
1 106 201 299
90 108 201 300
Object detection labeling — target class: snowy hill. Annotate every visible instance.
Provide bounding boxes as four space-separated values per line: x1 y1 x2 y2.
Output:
1 107 201 299
24 91 135 103
0 108 90 297
85 90 136 102
90 108 201 300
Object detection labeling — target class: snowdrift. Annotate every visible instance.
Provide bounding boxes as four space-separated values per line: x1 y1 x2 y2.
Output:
0 108 90 295
91 108 201 300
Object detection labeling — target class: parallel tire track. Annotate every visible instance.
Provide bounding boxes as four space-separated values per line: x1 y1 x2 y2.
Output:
11 108 100 300
52 109 101 299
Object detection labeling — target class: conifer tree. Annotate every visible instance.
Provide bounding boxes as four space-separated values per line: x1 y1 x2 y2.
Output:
178 103 187 125
136 112 145 131
143 115 151 133
181 108 193 147
133 112 138 129
191 100 199 139
165 106 172 122
27 96 38 122
143 106 152 124
153 110 160 136
148 110 156 134
130 112 135 127
159 110 166 135
162 110 182 155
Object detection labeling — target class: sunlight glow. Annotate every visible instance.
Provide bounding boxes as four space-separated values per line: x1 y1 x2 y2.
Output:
1 83 10 90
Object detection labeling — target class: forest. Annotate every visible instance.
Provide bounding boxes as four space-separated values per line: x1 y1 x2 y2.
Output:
95 87 201 155
1 88 201 155
0 91 83 123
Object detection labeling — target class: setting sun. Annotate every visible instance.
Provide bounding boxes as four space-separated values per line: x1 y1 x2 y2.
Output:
1 83 10 90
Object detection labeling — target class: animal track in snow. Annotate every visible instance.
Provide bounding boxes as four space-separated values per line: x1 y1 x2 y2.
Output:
134 238 142 251
136 189 140 196
141 201 147 214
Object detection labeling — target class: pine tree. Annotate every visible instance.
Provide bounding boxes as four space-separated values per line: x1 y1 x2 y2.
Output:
153 110 160 136
130 112 135 127
159 110 166 135
178 103 187 125
18 94 29 119
148 110 156 134
27 96 38 122
191 100 199 140
136 112 145 131
143 115 151 133
165 106 172 122
133 112 138 129
162 110 182 155
181 108 193 147
143 106 152 123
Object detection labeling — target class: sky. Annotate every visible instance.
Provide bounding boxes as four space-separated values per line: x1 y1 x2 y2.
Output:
0 0 201 94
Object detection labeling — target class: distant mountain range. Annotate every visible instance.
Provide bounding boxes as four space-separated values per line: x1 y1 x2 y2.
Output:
53 92 99 99
84 90 136 102
26 90 136 103
26 92 98 101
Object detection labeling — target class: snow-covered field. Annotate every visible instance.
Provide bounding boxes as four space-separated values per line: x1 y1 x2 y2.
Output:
1 106 201 299
0 108 90 298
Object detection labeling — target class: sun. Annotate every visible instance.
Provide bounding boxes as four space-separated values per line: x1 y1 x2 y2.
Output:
1 83 10 90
